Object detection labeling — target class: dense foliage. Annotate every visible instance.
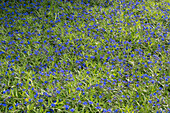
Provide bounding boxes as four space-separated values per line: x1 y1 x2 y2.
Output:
0 0 169 112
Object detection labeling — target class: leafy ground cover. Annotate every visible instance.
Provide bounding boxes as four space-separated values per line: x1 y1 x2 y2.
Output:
0 0 169 112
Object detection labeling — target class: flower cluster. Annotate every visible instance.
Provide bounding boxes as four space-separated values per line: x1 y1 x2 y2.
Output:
0 0 169 112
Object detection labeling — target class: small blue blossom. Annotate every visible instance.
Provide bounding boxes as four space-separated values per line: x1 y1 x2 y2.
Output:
83 101 87 105
9 106 13 110
51 103 55 107
64 105 69 110
38 99 43 103
70 108 75 112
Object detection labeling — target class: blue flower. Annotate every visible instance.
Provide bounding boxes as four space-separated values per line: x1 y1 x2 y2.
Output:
136 84 139 87
86 71 90 74
9 106 13 110
51 103 55 107
107 100 112 103
15 103 19 107
148 100 152 103
48 109 54 113
70 108 75 112
76 87 81 91
95 106 101 109
131 54 135 57
38 99 43 102
103 109 107 112
99 95 102 98
78 100 81 103
2 104 6 106
88 101 93 104
64 105 69 110
107 109 112 112
83 101 87 105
